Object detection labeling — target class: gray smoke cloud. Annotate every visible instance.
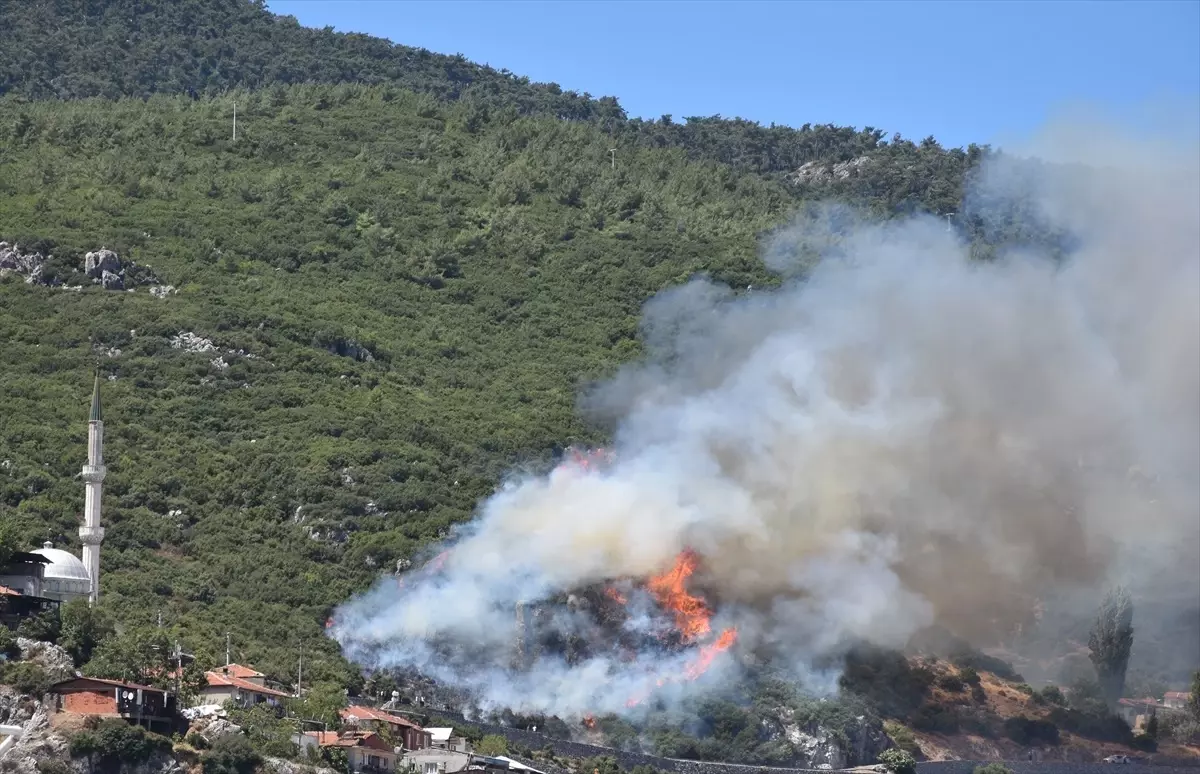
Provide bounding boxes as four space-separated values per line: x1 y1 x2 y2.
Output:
331 110 1200 718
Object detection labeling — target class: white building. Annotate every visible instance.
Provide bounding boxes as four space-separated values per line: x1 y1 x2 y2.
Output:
32 373 106 604
427 728 470 752
30 544 92 602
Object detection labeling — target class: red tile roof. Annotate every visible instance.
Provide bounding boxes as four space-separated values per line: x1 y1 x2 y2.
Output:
212 663 265 679
341 705 425 730
1165 692 1190 700
204 670 291 698
0 585 20 596
311 730 392 750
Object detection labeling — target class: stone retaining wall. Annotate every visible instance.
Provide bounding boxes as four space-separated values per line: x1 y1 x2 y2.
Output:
416 707 1199 774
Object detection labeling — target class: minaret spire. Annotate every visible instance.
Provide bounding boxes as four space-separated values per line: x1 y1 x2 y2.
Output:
80 370 106 604
90 371 102 422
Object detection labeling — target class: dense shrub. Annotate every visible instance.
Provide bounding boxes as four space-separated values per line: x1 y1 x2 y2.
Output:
16 610 60 644
1038 685 1066 706
1130 731 1157 752
911 702 960 733
841 647 936 718
937 673 965 692
69 719 172 768
0 661 51 696
1002 716 1061 746
884 721 920 755
201 735 263 774
0 626 20 660
878 748 917 774
974 764 1013 774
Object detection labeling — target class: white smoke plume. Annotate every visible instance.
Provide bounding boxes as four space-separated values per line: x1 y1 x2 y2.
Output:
331 111 1200 719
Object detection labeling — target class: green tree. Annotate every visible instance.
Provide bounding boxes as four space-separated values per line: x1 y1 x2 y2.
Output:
878 748 916 774
0 625 20 660
476 735 508 756
201 734 262 774
58 599 114 666
1088 587 1134 709
17 609 60 644
289 681 346 728
82 626 204 700
68 719 171 770
0 521 19 568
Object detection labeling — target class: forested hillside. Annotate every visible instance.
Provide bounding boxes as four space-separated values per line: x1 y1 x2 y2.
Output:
0 0 1055 697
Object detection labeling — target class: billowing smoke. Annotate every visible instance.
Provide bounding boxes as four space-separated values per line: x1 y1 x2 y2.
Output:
331 112 1200 719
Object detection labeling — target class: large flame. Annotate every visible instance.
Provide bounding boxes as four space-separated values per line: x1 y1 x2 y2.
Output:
646 549 712 641
623 549 739 707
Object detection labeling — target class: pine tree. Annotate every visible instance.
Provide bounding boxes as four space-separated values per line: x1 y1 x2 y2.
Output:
1088 586 1134 710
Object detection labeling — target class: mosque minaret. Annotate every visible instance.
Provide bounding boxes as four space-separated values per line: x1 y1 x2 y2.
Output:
32 373 105 603
80 372 106 603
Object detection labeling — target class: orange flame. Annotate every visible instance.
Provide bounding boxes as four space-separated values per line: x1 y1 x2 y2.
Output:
604 586 628 605
582 714 597 729
683 627 739 680
646 550 712 641
620 550 739 708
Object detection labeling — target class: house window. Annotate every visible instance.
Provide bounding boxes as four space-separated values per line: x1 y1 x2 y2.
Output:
425 763 438 774
369 755 383 769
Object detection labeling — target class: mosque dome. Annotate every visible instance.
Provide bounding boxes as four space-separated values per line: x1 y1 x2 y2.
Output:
32 542 92 600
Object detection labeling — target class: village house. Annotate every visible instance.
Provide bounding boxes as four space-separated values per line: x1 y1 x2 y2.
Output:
1117 697 1160 729
197 663 291 708
405 744 484 774
427 727 471 752
0 552 60 632
303 730 400 772
50 677 178 733
341 705 432 751
1164 691 1192 710
1117 691 1193 729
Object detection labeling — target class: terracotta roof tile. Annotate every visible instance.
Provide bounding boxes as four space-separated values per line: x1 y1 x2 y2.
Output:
204 671 291 698
341 705 424 730
213 663 265 679
312 730 391 750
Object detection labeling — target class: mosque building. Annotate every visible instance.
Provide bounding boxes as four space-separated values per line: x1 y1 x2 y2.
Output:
31 374 106 604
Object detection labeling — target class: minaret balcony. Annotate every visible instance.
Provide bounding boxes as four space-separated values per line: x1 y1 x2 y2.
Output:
81 464 107 482
79 525 106 544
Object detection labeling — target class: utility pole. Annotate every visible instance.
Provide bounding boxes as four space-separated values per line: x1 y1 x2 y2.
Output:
608 148 616 169
232 102 237 142
174 641 182 697
157 611 162 628
225 632 231 667
297 643 303 698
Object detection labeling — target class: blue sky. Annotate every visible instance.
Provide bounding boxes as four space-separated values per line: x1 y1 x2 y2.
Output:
268 0 1199 150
